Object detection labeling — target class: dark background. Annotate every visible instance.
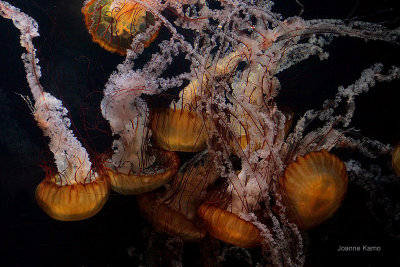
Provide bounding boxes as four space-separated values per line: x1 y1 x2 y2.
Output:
0 0 399 266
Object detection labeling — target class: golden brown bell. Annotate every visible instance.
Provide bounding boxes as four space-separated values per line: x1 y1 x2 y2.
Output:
151 108 207 152
198 204 262 248
280 150 348 230
82 0 159 55
35 174 110 221
392 144 400 177
138 194 206 241
105 150 180 195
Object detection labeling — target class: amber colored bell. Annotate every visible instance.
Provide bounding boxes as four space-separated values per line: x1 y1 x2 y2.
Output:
82 0 159 55
35 174 110 221
138 194 206 241
392 144 400 177
151 108 207 152
105 150 180 195
198 204 262 248
280 150 348 230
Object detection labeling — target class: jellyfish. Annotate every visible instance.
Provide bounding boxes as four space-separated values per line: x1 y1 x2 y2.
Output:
151 50 249 152
392 143 400 177
0 1 110 221
192 53 270 248
279 150 348 230
138 150 218 241
101 69 181 194
151 1 399 263
2 0 400 264
150 51 239 152
82 0 160 55
97 13 194 194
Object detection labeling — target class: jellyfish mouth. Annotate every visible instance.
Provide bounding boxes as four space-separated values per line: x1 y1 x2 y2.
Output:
104 148 180 195
35 174 110 221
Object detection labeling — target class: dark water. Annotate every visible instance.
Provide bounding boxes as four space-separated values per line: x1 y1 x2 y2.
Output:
0 0 399 266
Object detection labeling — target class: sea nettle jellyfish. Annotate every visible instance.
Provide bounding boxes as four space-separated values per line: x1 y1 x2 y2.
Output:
99 25 194 194
151 50 250 152
151 77 208 152
3 0 400 265
101 69 180 195
82 0 160 55
0 1 110 221
146 0 399 264
138 150 218 241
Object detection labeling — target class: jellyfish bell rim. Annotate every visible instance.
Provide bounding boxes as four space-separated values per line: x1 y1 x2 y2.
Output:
279 150 348 230
35 173 110 221
105 149 180 195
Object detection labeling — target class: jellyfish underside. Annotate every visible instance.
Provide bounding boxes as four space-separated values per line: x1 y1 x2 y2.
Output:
35 173 110 221
82 0 158 55
105 149 180 195
280 150 348 230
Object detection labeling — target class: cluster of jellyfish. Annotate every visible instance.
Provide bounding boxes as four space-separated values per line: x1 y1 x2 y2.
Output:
1 0 399 265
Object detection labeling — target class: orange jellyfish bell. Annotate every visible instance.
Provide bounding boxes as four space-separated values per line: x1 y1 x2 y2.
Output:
36 172 110 221
105 149 180 195
137 194 207 241
82 0 159 55
280 150 348 230
198 203 262 248
392 144 400 177
151 107 208 152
